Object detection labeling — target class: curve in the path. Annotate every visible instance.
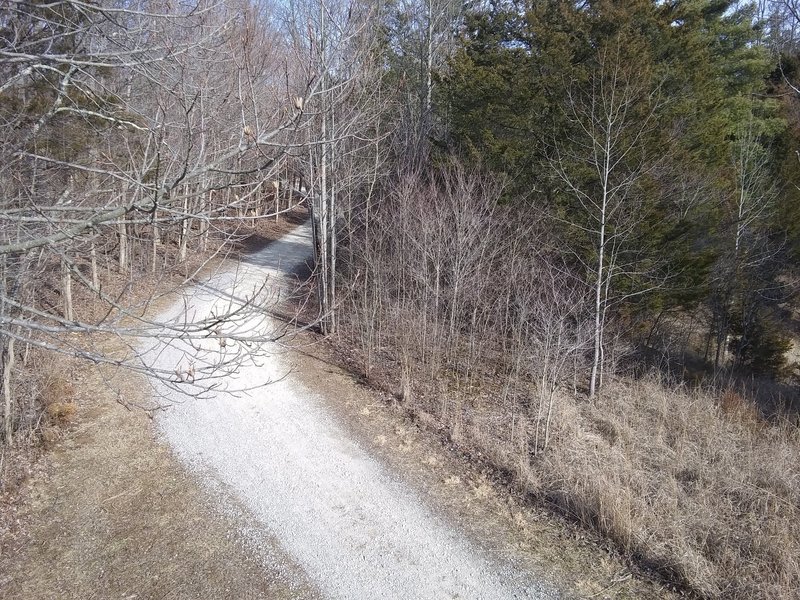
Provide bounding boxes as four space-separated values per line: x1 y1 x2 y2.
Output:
144 221 556 600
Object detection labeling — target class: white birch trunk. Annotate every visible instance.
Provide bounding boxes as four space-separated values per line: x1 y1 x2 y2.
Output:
62 257 73 321
118 218 128 272
90 241 99 292
151 212 159 274
329 107 337 334
318 0 330 335
202 190 212 252
3 336 14 444
425 0 434 119
1 255 9 443
179 191 189 262
589 132 611 399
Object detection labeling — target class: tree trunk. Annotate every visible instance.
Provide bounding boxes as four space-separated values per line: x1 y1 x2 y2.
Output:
589 139 611 400
118 218 128 271
151 214 159 274
424 0 434 123
179 191 189 262
90 241 99 292
62 257 73 321
2 336 14 445
318 130 329 334
201 190 212 252
318 1 331 335
328 108 337 334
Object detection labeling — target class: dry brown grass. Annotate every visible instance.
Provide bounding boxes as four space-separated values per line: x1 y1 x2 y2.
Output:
0 352 81 495
332 318 800 598
40 376 77 427
0 359 313 599
470 378 800 599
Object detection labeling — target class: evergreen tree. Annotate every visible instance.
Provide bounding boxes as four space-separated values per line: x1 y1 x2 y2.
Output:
441 0 790 378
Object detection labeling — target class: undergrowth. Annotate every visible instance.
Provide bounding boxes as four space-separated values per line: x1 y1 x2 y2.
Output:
0 352 78 493
334 327 800 599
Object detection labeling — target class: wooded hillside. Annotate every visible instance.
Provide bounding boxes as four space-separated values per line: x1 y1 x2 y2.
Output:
2 1 799 598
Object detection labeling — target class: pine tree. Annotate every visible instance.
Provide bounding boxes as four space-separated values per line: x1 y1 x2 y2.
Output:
441 0 790 380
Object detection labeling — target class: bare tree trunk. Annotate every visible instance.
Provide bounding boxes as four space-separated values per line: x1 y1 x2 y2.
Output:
424 0 434 127
317 0 331 335
2 336 13 445
179 191 189 262
319 130 329 334
309 145 319 266
274 179 280 222
590 257 603 398
151 212 159 273
90 240 99 292
589 119 611 400
118 218 128 272
329 109 337 335
543 329 564 452
201 190 211 253
62 257 73 321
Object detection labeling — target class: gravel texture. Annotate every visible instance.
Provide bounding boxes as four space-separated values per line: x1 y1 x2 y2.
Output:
147 222 558 600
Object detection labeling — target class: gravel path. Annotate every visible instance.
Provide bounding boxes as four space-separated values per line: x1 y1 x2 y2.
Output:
144 222 557 600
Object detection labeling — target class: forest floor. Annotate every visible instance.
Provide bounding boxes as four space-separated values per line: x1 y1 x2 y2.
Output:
0 216 676 599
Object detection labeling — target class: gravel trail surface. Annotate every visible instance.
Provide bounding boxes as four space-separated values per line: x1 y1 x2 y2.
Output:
146 222 556 600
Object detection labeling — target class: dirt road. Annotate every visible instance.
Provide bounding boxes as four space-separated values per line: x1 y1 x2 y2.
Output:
1 219 673 600
147 222 555 599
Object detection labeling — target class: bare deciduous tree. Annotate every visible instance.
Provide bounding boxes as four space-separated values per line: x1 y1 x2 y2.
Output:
549 39 664 398
0 0 341 443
